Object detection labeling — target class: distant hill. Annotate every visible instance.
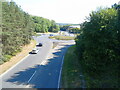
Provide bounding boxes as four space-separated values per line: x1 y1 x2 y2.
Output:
56 23 80 26
56 23 72 25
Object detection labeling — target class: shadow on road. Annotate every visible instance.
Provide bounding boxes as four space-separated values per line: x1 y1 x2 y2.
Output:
5 44 73 88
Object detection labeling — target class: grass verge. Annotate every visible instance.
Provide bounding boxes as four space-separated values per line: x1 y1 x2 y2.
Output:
0 40 36 75
61 45 119 88
61 45 84 88
49 35 75 40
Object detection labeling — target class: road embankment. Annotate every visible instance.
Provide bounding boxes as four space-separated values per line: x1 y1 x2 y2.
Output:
0 40 36 75
61 45 85 88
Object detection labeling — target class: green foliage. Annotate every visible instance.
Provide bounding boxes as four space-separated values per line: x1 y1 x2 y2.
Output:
2 55 12 62
32 16 60 33
1 1 59 64
60 25 71 31
76 6 119 88
49 20 60 32
1 1 34 63
61 46 82 88
69 28 80 34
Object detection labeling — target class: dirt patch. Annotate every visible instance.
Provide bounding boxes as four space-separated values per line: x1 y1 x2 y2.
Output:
52 42 59 49
0 40 36 75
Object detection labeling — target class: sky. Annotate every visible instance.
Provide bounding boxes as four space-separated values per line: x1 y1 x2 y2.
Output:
10 0 120 24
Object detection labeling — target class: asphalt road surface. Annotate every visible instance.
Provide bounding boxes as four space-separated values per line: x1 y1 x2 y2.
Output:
0 34 75 89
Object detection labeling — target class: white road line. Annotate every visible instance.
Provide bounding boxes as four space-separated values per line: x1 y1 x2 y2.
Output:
25 84 31 88
58 55 64 89
25 70 37 88
25 42 53 88
27 70 36 83
0 54 30 78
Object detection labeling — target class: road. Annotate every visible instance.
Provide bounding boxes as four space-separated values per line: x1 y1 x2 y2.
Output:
0 34 75 89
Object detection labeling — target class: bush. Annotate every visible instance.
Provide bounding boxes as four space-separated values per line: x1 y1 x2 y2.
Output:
0 58 4 65
2 55 12 62
75 7 120 88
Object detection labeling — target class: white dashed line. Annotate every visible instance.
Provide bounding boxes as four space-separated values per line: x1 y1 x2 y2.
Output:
0 54 29 78
27 70 36 83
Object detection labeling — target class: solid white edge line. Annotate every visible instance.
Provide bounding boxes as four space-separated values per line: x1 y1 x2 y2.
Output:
58 55 64 89
27 70 36 83
0 54 30 78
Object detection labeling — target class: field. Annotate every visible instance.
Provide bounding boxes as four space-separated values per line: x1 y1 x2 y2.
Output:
49 35 75 40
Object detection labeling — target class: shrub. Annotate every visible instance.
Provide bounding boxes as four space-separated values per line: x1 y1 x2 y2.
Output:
76 8 119 76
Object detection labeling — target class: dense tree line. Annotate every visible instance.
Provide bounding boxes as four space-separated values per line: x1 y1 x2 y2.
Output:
1 1 60 64
60 25 80 34
32 16 60 33
60 25 70 31
68 27 80 34
76 4 120 87
1 1 34 64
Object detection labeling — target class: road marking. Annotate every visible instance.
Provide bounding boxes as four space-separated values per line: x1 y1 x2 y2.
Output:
0 54 30 78
27 70 36 83
25 41 53 88
58 55 64 89
25 84 31 88
40 60 46 65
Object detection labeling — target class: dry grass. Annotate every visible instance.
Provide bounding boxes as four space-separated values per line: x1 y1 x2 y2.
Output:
49 35 75 40
0 40 36 75
52 42 59 49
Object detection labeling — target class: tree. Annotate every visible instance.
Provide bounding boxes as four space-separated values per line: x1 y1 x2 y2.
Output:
1 1 34 64
60 25 71 31
32 16 59 33
76 7 119 75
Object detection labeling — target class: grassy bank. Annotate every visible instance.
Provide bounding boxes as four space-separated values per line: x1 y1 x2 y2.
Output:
61 45 119 88
49 35 75 40
83 65 119 88
61 45 84 88
0 40 36 75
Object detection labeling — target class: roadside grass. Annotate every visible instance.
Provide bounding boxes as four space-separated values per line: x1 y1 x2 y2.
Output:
83 65 119 88
35 34 41 36
49 35 75 40
61 45 119 88
0 40 36 75
61 45 83 88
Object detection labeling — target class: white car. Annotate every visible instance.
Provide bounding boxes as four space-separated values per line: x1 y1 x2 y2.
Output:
31 48 39 54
